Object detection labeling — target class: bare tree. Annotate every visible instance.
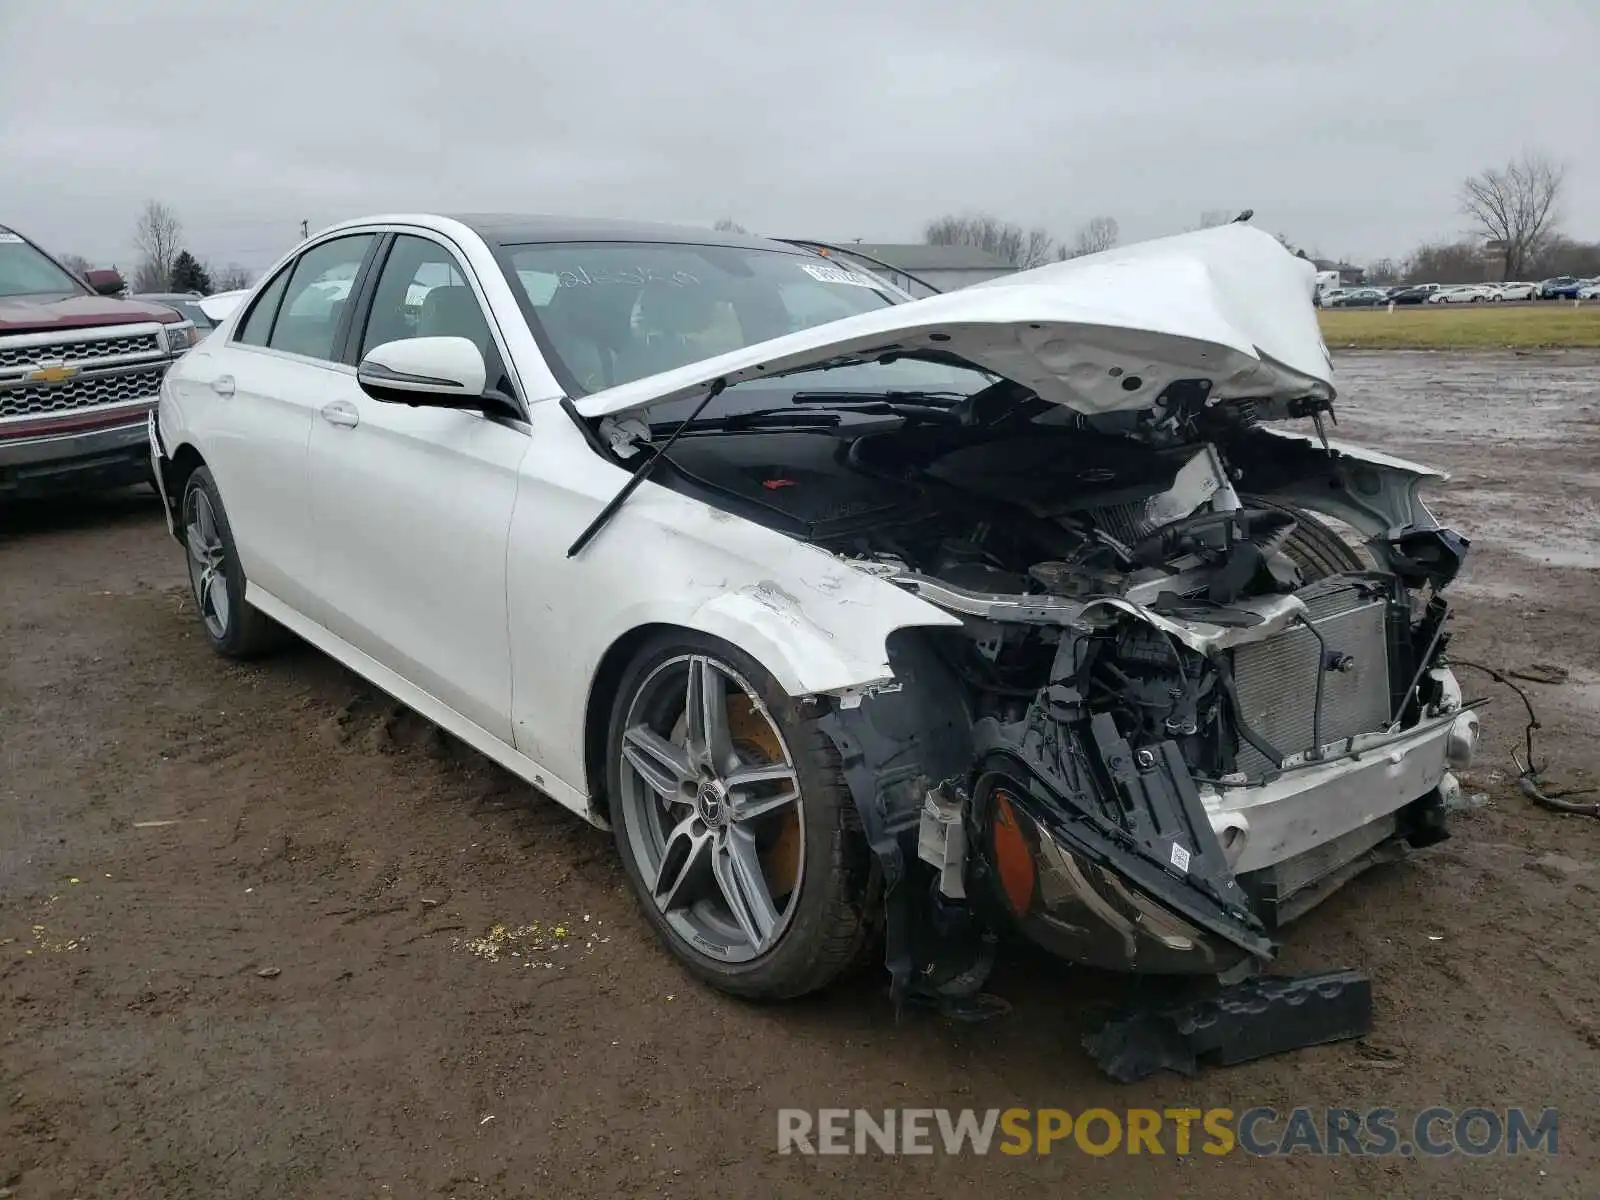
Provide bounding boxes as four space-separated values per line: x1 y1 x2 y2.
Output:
57 252 93 280
207 262 253 291
1015 227 1055 271
924 213 1056 269
1061 216 1119 259
712 217 750 234
1365 257 1401 285
1525 236 1600 280
132 200 183 292
1404 240 1491 285
1459 151 1565 280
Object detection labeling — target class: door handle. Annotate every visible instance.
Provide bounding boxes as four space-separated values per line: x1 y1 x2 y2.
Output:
320 400 360 428
210 375 235 397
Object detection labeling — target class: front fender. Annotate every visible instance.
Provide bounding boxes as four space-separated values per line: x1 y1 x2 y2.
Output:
507 412 965 794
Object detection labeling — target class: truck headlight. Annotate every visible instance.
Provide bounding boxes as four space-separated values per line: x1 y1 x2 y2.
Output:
162 322 198 352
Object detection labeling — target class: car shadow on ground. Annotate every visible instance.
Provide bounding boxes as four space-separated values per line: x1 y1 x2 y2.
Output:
0 485 165 542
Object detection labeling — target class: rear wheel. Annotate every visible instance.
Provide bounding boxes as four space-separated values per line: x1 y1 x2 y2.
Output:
606 632 876 999
180 466 283 658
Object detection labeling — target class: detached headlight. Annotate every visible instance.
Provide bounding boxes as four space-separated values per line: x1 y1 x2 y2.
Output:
162 322 199 352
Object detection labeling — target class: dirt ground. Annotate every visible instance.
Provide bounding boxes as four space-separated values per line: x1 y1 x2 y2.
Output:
3 350 1599 1199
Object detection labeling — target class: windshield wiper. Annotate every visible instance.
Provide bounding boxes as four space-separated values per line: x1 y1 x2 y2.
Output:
646 408 844 435
789 389 967 408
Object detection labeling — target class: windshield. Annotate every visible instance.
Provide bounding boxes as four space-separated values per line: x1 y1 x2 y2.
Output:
502 242 955 390
0 232 86 298
502 240 993 418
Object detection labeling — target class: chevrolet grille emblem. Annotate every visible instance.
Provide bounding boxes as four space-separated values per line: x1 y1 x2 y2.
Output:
25 362 78 385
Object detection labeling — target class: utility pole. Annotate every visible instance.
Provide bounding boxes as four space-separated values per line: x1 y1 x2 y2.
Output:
299 219 309 240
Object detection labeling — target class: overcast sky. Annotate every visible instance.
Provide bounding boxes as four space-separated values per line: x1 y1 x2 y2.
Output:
2 0 1595 274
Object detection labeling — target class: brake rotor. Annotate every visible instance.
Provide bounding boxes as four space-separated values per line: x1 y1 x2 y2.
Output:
728 696 802 900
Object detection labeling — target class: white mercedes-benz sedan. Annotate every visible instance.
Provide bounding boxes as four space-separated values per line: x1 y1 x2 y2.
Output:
151 214 1480 1021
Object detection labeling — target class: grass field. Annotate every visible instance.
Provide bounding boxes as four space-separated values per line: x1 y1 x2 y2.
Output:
1318 302 1600 349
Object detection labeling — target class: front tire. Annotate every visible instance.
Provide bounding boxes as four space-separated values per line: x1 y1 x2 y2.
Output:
180 466 282 658
605 632 876 1000
1243 496 1368 579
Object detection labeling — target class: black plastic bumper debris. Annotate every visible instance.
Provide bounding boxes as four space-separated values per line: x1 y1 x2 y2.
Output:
1083 968 1374 1083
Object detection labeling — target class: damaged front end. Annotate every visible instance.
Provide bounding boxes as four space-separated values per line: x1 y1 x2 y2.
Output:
815 426 1477 1072
572 224 1483 1071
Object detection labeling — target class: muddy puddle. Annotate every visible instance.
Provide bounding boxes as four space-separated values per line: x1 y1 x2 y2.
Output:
1333 351 1600 571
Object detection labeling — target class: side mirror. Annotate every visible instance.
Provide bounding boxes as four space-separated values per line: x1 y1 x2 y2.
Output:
357 336 488 408
84 268 125 296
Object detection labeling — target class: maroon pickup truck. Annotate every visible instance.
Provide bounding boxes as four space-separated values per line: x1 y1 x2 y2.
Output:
1 223 198 497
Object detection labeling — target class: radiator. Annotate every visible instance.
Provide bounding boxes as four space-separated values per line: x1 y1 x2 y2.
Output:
1231 578 1392 776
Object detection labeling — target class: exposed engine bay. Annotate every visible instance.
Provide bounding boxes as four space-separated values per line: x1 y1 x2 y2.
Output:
659 387 1469 783
641 374 1479 1073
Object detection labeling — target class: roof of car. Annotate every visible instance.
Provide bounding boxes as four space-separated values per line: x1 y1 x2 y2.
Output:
443 213 798 252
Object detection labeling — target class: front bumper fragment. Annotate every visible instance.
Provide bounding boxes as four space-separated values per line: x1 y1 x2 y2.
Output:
1083 968 1374 1082
148 409 177 537
1201 702 1467 877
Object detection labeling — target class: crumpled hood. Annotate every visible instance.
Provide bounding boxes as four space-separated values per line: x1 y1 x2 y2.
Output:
574 224 1334 420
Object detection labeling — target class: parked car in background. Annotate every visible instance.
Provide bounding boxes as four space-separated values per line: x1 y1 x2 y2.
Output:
1318 288 1347 308
1427 285 1497 304
1 222 197 497
1327 287 1390 307
1495 282 1537 301
135 292 220 336
1388 284 1440 305
196 288 251 325
149 215 1480 1032
1538 277 1582 299
1578 280 1600 300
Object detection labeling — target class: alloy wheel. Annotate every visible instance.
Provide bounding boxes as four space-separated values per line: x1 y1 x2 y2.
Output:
617 654 804 964
184 488 230 639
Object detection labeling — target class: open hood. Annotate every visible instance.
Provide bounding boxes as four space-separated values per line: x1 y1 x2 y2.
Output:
573 224 1334 420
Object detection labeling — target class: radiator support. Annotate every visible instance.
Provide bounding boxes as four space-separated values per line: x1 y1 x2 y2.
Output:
1230 577 1394 776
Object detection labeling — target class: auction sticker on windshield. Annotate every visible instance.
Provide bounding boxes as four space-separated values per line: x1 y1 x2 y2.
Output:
799 263 879 288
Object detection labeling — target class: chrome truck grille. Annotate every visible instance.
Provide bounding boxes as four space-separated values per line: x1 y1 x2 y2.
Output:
0 366 169 420
0 331 161 370
0 324 175 429
1231 577 1393 776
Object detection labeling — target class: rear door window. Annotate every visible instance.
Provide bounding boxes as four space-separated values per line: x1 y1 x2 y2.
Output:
235 266 291 347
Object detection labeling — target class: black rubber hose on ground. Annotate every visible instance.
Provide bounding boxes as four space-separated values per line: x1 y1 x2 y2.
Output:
1448 658 1600 818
